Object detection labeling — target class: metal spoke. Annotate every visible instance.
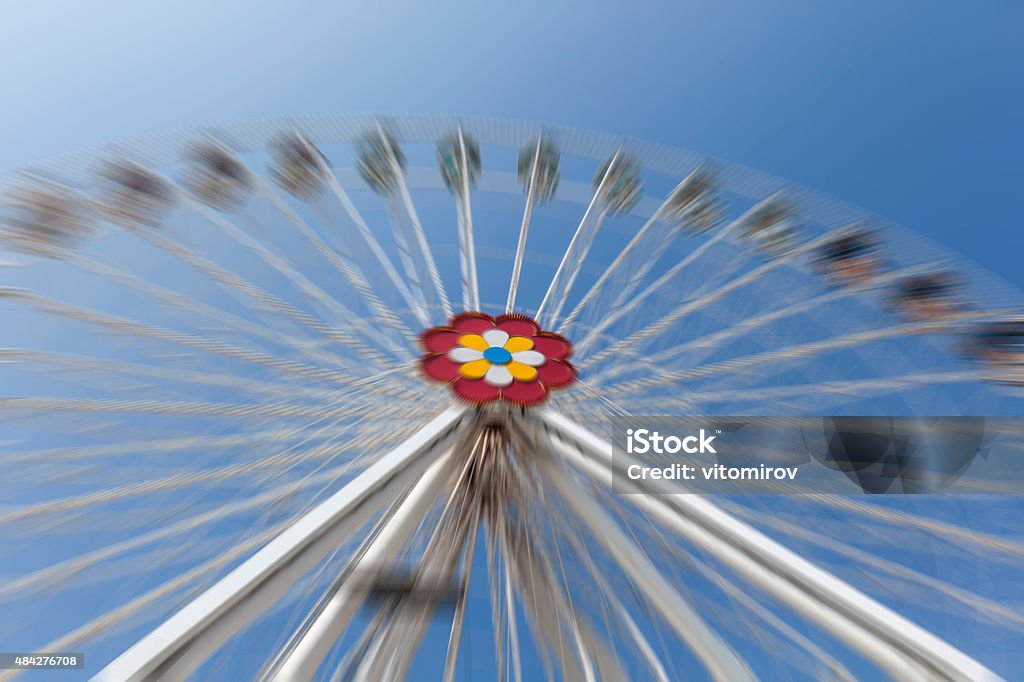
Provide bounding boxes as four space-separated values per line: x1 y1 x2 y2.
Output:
254 176 418 352
664 369 984 410
443 505 480 682
584 260 947 388
721 499 1024 630
571 194 765 355
270 446 457 680
557 174 689 335
0 288 400 386
0 347 370 404
387 131 451 320
0 431 406 600
507 139 541 314
520 415 753 682
0 405 416 526
538 409 1001 682
126 225 382 370
536 151 619 327
69 252 358 368
453 127 481 311
182 193 406 362
320 165 427 324
598 309 1000 399
504 517 592 682
582 226 841 369
93 407 468 682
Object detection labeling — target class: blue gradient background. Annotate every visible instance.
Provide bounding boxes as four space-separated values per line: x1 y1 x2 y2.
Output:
1 1 1021 287
1 2 1022 679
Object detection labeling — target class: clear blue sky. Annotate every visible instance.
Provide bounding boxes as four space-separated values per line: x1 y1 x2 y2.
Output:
1 1 1021 287
1 2 1022 679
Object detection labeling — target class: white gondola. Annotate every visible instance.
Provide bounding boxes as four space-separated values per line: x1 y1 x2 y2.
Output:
664 165 725 234
593 153 642 216
516 137 559 203
356 127 405 196
739 194 801 256
437 131 481 194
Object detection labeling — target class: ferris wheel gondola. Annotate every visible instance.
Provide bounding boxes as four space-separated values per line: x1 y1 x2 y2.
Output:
270 132 330 201
98 159 176 228
183 141 253 211
887 270 965 322
962 318 1024 386
516 136 559 203
2 183 93 257
811 225 886 287
437 130 481 194
355 126 406 197
737 193 802 257
663 164 726 235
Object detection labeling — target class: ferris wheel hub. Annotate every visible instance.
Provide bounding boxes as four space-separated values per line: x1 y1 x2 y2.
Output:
419 312 577 406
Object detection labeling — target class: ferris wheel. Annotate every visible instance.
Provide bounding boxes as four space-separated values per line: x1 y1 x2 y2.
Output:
0 114 1021 681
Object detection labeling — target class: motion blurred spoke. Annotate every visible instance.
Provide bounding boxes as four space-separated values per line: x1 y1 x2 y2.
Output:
508 137 559 313
597 309 1004 399
254 175 418 353
0 288 405 386
672 369 985 409
572 193 768 355
0 407 418 526
586 260 947 388
127 225 380 371
320 164 427 324
536 150 621 328
0 432 403 601
557 167 714 335
582 227 841 369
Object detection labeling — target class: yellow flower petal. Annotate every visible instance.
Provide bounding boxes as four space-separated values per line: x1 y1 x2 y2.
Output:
507 361 538 382
458 334 489 351
459 358 490 378
503 336 533 353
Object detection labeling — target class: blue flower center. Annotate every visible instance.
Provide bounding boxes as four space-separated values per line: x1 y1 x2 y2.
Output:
483 346 512 365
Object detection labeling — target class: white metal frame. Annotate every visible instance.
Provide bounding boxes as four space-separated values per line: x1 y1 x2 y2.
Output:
533 409 1002 682
519 417 754 682
92 407 468 682
91 406 1006 681
270 446 458 680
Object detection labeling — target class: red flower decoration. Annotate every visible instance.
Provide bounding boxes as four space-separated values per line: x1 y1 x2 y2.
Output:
420 312 577 406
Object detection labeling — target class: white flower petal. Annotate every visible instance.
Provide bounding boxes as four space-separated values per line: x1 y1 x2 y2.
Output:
511 350 546 367
484 364 514 387
448 347 484 363
482 329 510 348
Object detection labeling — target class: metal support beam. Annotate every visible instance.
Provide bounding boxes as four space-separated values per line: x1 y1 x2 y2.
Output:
505 525 592 682
507 139 541 314
349 458 477 682
533 409 1002 682
519 416 754 682
271 447 457 680
93 407 469 682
